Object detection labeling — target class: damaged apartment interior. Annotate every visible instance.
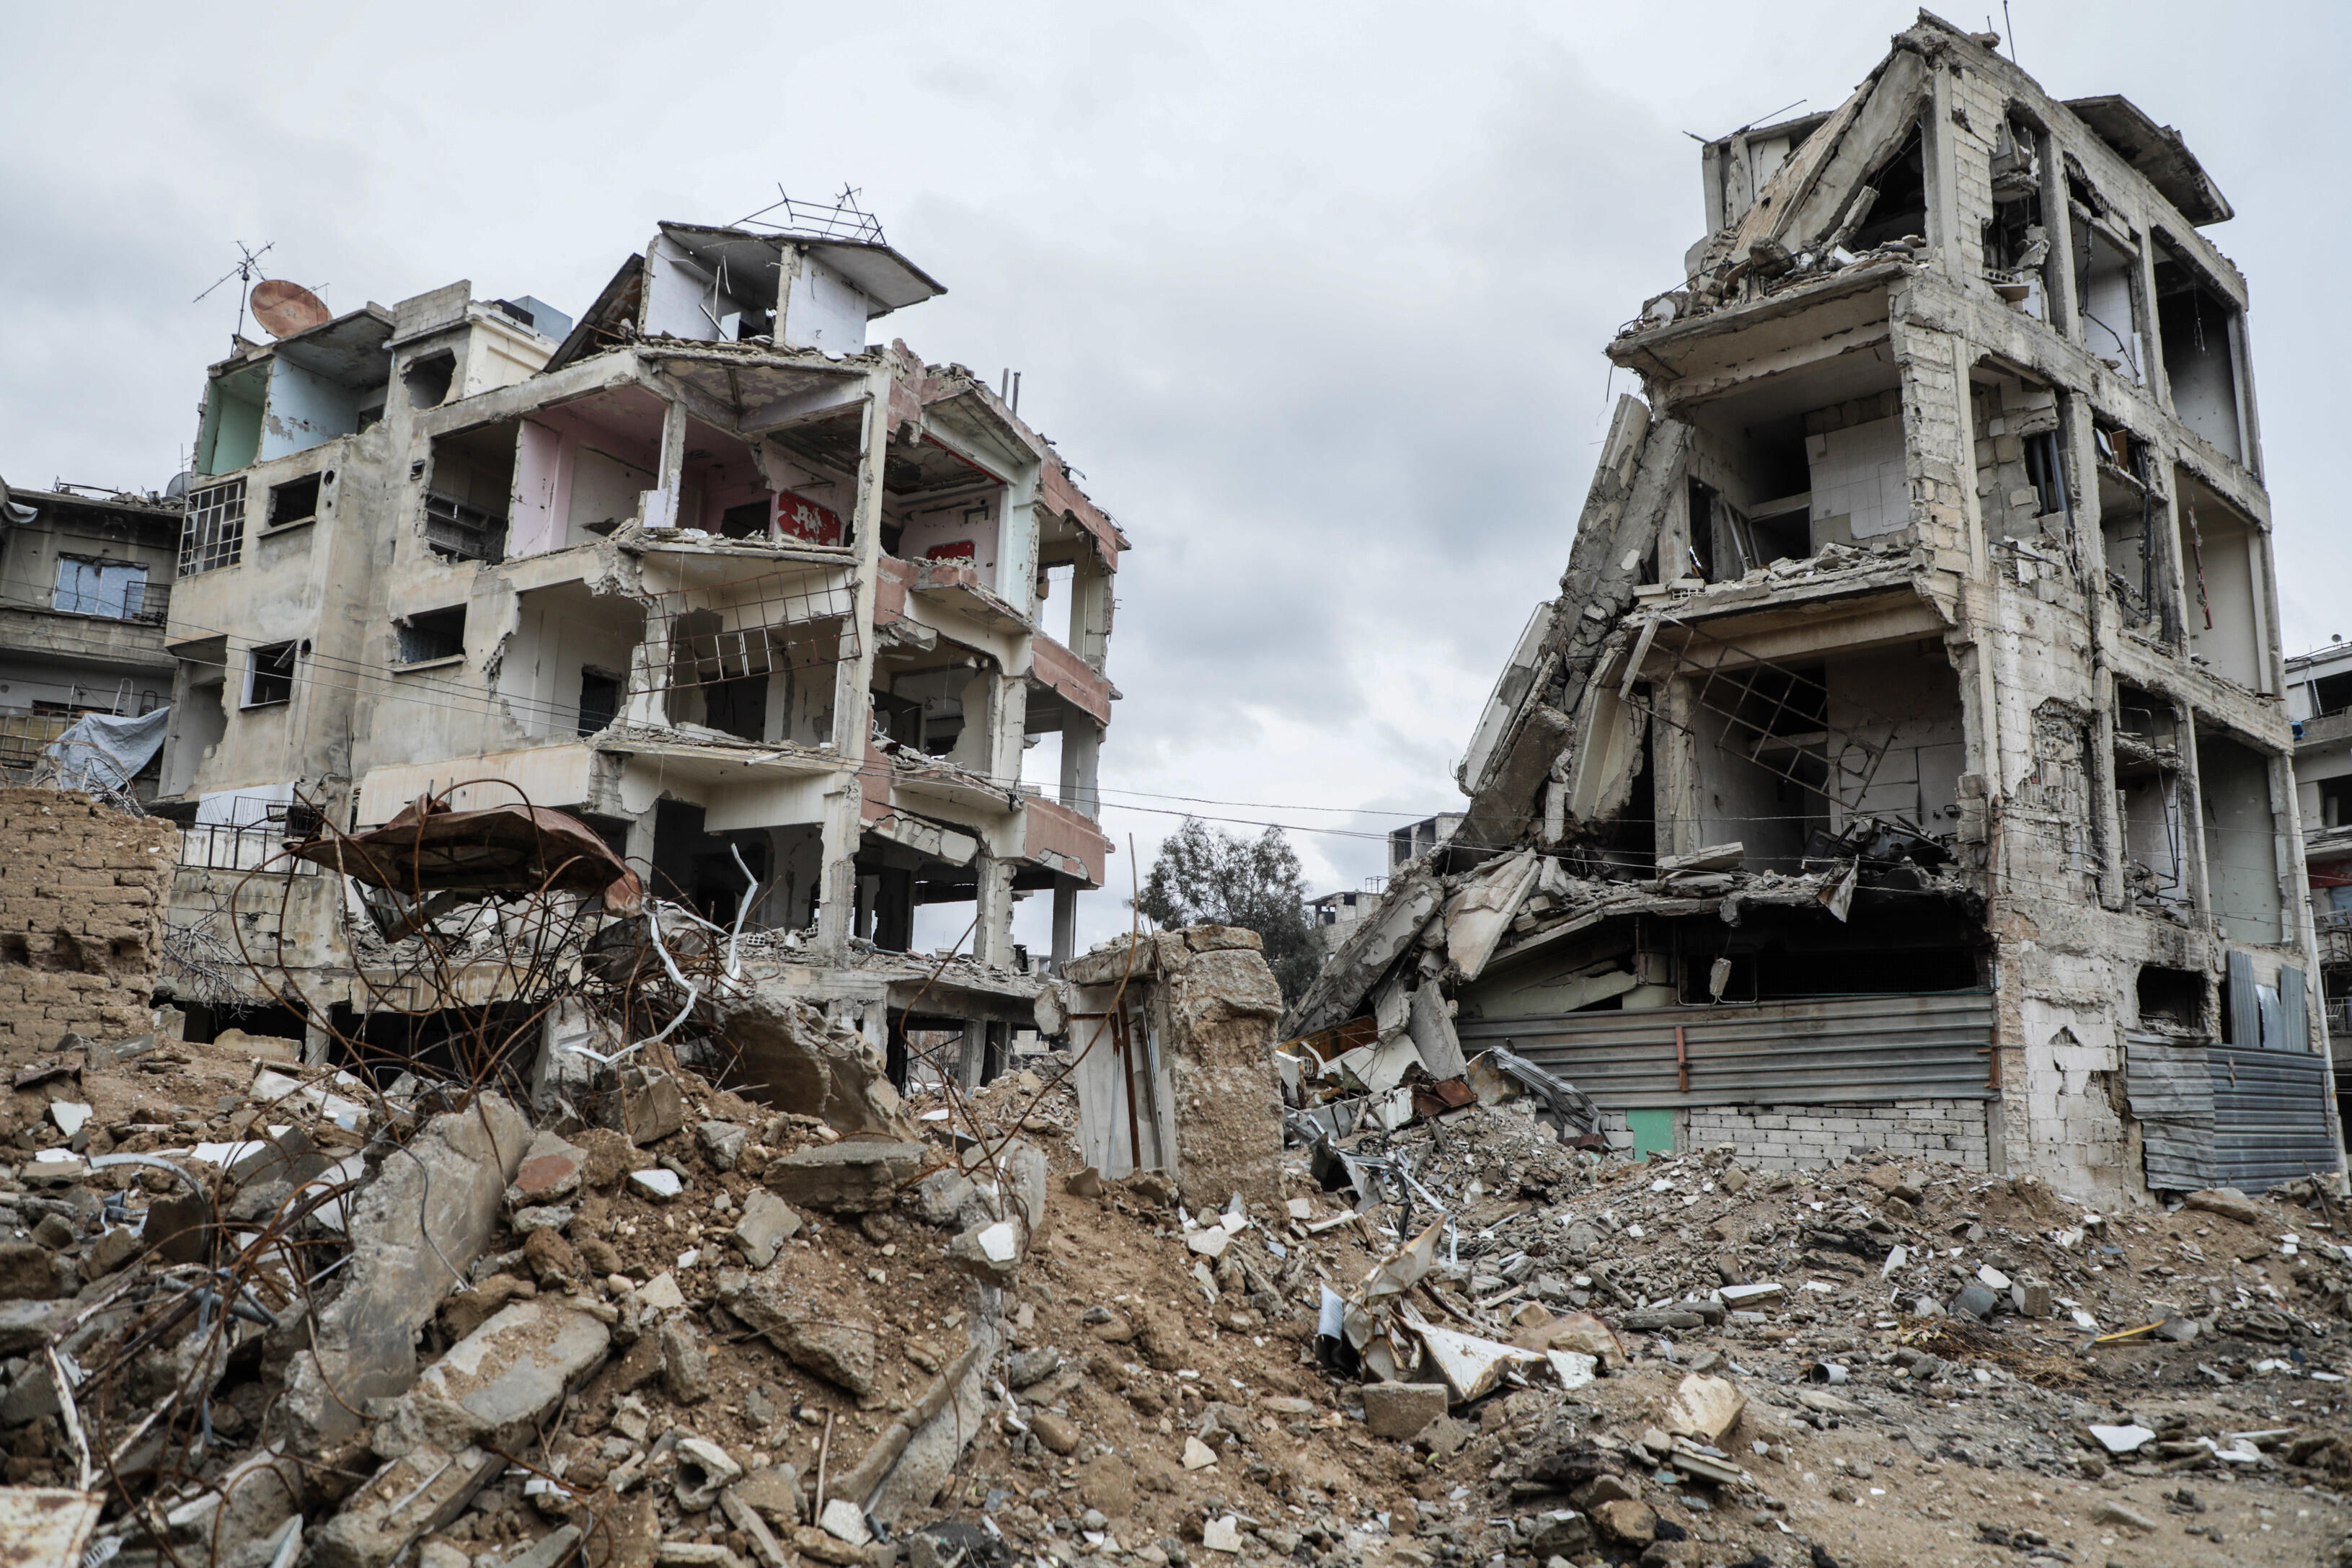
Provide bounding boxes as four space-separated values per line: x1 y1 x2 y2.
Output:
1290 14 2336 1200
154 199 1123 1083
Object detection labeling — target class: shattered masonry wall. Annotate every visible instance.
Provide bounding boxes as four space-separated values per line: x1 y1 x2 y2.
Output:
1686 1099 1990 1173
0 787 177 1053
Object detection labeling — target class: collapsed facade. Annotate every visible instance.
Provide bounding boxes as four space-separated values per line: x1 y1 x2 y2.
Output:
1294 14 2340 1198
154 208 1122 1068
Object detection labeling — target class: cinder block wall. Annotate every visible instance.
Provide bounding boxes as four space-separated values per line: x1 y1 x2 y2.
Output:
0 787 178 1055
1686 1099 1990 1171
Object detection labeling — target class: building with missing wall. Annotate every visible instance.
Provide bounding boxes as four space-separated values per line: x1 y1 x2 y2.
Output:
1294 14 2340 1196
154 206 1123 1074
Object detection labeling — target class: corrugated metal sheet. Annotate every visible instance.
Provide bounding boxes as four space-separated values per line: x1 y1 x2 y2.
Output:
2211 1046 2338 1190
2227 949 2258 1047
2123 1032 2216 1191
2281 963 2308 1051
1454 991 1995 1109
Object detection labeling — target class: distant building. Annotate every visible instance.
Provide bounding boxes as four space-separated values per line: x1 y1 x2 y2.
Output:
0 479 178 792
2287 642 2352 1111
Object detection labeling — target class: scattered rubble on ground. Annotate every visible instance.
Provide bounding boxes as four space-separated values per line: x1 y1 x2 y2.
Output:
5 960 2352 1568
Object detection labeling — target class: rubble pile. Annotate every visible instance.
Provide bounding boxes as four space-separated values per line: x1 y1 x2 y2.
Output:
4 984 2351 1568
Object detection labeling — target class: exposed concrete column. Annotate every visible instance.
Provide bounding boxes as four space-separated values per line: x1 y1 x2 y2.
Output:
1071 554 1114 670
815 775 862 953
1059 717 1102 820
955 1019 986 1090
1051 880 1079 971
816 382 893 956
1925 63 1967 280
2173 698 2215 923
972 850 1014 968
648 397 687 531
2035 126 2079 336
1655 676 1700 860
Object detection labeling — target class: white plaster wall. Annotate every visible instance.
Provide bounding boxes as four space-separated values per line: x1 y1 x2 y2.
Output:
1808 417 1908 539
780 254 870 355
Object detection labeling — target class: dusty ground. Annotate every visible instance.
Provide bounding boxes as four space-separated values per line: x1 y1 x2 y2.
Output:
6 1035 2351 1568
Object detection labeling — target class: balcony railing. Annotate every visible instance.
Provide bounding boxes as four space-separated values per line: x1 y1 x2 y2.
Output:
2327 996 2352 1040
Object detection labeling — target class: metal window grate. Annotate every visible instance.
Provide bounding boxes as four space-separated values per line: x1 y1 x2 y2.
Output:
424 492 507 562
180 479 247 576
635 572 860 697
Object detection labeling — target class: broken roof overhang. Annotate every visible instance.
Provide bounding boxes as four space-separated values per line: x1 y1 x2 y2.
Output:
292 797 642 911
546 254 647 374
2064 95 2234 226
271 304 397 387
646 347 867 435
658 222 948 314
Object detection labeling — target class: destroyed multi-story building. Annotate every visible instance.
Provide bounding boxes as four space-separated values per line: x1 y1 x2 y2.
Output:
0 477 180 789
152 207 1123 1070
1293 14 2340 1197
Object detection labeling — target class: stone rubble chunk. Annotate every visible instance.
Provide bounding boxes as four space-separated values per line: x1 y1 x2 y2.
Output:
1360 1381 1449 1440
716 1267 881 1395
763 1140 927 1214
367 1298 611 1459
312 1443 504 1568
697 1120 748 1171
730 1190 804 1268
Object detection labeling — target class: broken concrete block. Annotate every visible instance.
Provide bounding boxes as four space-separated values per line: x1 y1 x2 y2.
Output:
818 1497 870 1546
506 1130 586 1208
1951 1283 1999 1319
368 1298 610 1459
1360 1381 1449 1440
661 1318 712 1404
599 1064 685 1146
630 1167 684 1201
0 1241 62 1303
1663 1373 1746 1443
1185 1226 1230 1259
313 1444 504 1568
716 1267 880 1395
2086 1422 2154 1456
730 1191 803 1268
707 991 917 1139
1527 1510 1593 1558
946 1218 1025 1284
1006 1348 1061 1389
0 1298 64 1354
1658 842 1743 874
31 1213 73 1251
2183 1187 2264 1226
1590 1499 1656 1545
143 1190 213 1266
914 1168 981 1228
277 1092 532 1448
2011 1279 2052 1318
1029 1409 1081 1456
762 1140 927 1213
1064 1166 1105 1199
1182 1435 1219 1470
1200 1515 1242 1554
2093 1500 2157 1533
697 1121 748 1171
674 1437 743 1511
637 1271 686 1312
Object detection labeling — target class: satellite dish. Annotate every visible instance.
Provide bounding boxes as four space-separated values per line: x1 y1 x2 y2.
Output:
250 279 332 338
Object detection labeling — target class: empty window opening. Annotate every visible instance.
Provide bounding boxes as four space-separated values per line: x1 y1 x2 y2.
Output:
1686 372 1898 571
2092 422 2168 637
425 423 516 563
268 474 322 529
395 607 467 666
648 799 766 926
1983 116 2051 316
577 668 621 735
2116 685 2190 914
1849 124 1927 252
2320 776 2352 830
180 478 247 576
52 556 150 621
1684 479 1719 581
402 351 456 410
720 501 770 541
165 660 228 796
2312 671 2352 721
1971 373 2065 544
2177 476 2266 692
196 363 268 477
2073 219 2145 384
2154 241 2245 462
244 642 296 708
2198 732 2284 944
2137 965 2208 1033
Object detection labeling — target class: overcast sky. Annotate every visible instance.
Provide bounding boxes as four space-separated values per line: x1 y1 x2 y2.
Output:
4 2 2343 954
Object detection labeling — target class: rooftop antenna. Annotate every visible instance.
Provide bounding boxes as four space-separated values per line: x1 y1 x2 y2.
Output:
194 242 277 339
2002 0 2016 61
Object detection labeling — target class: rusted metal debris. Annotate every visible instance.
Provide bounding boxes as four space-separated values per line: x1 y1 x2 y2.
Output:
289 794 642 911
